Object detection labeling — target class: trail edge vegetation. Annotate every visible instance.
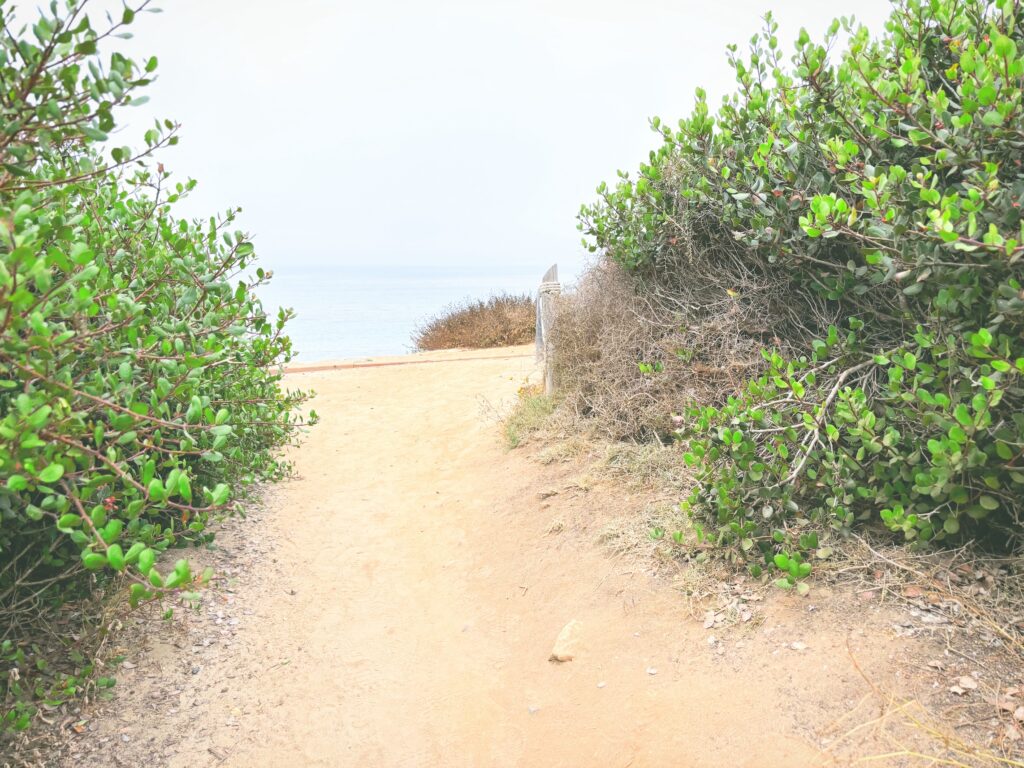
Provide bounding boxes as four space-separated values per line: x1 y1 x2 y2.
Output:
0 0 313 735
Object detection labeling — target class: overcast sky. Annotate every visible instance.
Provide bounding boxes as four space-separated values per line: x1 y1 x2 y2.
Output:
30 0 894 281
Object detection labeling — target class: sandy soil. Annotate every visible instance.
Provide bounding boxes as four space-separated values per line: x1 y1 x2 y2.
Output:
49 346 973 767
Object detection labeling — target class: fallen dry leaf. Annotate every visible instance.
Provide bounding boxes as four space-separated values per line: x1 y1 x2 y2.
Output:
994 697 1016 712
956 675 978 691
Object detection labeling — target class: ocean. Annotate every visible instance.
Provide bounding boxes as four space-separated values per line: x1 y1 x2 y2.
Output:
255 266 543 363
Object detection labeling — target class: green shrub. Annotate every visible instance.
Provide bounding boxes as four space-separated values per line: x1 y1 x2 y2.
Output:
0 1 312 733
578 0 1024 574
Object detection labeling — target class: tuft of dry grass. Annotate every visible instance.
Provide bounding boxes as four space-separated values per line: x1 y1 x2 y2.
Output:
413 293 535 351
503 384 554 448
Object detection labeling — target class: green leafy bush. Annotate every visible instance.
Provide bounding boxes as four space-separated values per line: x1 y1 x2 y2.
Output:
0 1 312 733
578 0 1024 572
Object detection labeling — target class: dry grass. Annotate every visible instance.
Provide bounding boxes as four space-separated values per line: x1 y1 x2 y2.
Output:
503 384 554 448
821 639 1024 766
549 260 770 439
413 293 535 351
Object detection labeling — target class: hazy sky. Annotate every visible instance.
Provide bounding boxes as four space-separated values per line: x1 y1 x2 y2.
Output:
29 0 894 281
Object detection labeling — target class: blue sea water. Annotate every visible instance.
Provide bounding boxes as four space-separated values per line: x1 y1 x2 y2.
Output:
255 266 542 363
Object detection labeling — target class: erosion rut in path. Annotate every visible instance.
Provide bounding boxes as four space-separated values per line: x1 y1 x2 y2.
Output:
66 346 933 768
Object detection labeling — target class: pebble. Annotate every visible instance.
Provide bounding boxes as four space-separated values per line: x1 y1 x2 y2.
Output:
646 667 658 676
597 681 607 689
549 619 582 662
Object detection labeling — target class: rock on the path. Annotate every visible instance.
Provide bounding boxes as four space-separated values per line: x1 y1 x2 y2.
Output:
549 619 582 662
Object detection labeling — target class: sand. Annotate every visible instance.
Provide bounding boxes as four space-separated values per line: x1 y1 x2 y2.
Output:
56 345 941 767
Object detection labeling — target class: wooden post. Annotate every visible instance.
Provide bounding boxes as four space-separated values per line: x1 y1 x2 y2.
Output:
536 264 561 395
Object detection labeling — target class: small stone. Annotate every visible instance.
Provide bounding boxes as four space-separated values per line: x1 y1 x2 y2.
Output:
957 675 978 691
790 641 808 651
646 667 658 676
549 619 582 663
528 705 540 714
597 681 607 689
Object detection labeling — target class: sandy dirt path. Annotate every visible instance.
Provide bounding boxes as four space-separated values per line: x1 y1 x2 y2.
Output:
60 346 933 768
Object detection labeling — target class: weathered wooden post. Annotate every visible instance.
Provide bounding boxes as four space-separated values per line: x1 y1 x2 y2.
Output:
536 264 561 395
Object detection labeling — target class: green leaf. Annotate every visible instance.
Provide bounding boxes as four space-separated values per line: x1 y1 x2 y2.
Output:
979 495 999 511
954 404 972 426
178 474 192 503
82 551 107 570
124 542 146 564
38 463 65 483
129 583 147 607
137 548 155 575
102 519 123 543
116 430 138 445
147 478 165 502
982 110 1004 127
106 544 125 570
57 513 81 529
81 125 108 142
211 483 230 506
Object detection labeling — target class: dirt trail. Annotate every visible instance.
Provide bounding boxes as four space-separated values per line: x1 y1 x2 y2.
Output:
61 346 937 768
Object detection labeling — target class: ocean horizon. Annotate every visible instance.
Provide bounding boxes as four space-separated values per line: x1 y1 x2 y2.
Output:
256 265 546 363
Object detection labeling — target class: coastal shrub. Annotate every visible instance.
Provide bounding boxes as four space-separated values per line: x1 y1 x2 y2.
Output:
0 1 312 734
550 261 766 439
577 0 1024 572
414 293 535 351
